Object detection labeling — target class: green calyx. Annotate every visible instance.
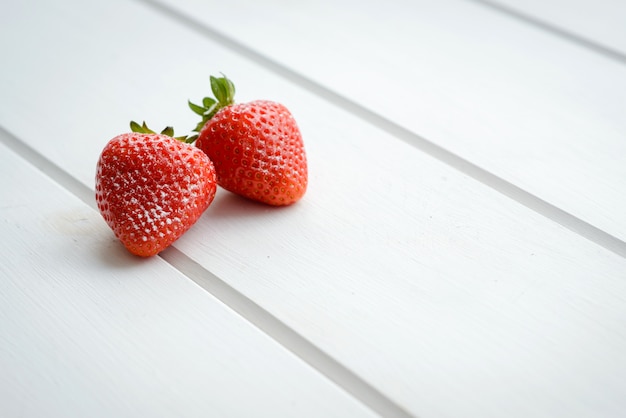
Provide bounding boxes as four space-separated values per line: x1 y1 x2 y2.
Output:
130 120 193 143
128 74 236 144
187 74 236 142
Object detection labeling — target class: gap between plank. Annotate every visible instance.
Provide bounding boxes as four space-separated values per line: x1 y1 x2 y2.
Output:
0 125 412 418
159 247 414 418
467 0 626 65
135 0 626 260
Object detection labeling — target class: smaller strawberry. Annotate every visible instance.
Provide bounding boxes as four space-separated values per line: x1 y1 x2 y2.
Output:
189 75 307 206
95 122 217 257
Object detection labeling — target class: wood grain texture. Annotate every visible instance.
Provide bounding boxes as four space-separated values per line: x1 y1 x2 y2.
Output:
0 143 374 417
155 0 626 242
486 0 626 56
2 1 626 417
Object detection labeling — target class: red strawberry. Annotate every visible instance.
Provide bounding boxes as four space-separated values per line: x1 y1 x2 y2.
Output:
95 122 217 257
189 75 307 206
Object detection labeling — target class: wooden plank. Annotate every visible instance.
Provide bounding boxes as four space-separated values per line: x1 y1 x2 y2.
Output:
484 0 626 56
180 99 626 417
2 1 626 417
152 0 626 242
0 143 374 417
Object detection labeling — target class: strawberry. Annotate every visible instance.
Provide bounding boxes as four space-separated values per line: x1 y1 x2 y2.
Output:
189 75 307 206
95 122 217 257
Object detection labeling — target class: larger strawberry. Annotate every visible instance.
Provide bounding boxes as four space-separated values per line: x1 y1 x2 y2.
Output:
95 122 217 257
189 75 307 206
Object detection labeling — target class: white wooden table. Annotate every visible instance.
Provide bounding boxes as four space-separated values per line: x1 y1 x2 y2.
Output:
1 0 625 416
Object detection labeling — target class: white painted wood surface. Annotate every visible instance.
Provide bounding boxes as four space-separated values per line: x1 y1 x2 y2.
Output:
0 142 374 417
487 0 626 55
1 0 626 417
160 0 626 242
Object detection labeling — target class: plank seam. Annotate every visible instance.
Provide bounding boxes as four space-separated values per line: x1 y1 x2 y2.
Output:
134 0 626 259
160 247 414 418
0 126 96 207
0 125 411 418
467 0 626 65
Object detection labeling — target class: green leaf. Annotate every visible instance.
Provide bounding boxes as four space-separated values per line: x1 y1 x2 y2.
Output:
203 97 216 108
130 120 142 132
223 76 235 103
193 120 206 132
188 73 236 138
210 75 227 104
188 100 206 116
161 126 175 137
130 120 155 134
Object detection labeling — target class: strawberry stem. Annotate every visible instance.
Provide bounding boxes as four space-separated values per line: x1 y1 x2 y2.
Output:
187 74 236 141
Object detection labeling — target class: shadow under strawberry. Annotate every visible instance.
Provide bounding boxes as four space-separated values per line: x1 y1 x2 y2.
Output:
205 190 294 220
